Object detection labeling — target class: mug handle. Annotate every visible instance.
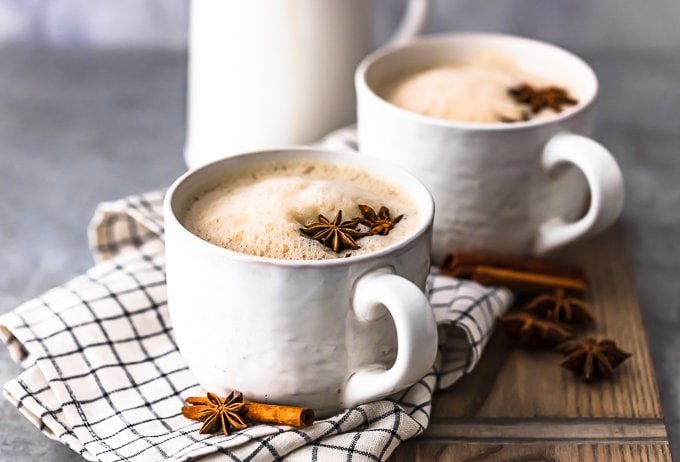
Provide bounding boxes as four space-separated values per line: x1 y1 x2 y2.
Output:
342 267 438 409
384 0 431 45
318 125 359 152
533 133 625 254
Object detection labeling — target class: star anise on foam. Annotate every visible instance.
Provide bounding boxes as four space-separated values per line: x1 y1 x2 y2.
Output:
357 204 403 236
524 288 594 325
497 311 573 349
559 338 632 382
508 84 578 114
182 391 248 436
300 211 366 252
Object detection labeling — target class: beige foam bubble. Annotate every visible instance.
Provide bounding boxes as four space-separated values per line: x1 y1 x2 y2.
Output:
181 159 420 260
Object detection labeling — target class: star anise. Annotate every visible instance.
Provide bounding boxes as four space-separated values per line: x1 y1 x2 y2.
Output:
497 311 573 349
300 211 366 252
356 204 403 236
524 288 594 325
508 84 578 114
182 391 248 436
560 338 632 382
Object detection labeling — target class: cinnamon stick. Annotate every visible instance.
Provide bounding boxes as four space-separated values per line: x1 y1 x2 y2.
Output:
441 251 587 282
472 266 587 294
244 401 314 427
182 393 315 432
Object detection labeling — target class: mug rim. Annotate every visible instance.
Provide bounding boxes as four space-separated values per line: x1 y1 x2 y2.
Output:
355 32 599 131
163 147 435 268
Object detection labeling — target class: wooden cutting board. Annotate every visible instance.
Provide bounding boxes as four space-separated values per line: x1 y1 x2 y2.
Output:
391 226 672 461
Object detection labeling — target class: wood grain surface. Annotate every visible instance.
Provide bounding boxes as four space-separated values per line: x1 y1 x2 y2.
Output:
391 227 671 461
392 442 672 461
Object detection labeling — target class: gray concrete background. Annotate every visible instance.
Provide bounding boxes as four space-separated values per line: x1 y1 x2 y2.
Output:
1 1 679 460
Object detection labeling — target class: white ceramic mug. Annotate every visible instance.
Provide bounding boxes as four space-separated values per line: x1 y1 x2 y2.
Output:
164 148 438 416
184 0 431 169
353 33 625 262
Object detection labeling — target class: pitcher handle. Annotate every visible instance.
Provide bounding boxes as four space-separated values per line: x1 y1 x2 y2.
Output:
385 0 431 45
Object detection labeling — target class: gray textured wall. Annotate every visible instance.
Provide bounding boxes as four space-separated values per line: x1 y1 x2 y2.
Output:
1 0 679 53
380 0 680 52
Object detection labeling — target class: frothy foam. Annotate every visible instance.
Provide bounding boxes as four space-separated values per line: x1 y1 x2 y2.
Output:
181 159 420 260
384 52 567 123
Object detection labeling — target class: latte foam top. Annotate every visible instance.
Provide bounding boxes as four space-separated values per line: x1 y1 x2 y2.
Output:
181 159 419 260
384 52 565 123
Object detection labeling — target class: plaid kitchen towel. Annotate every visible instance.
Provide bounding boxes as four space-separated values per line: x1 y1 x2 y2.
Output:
0 190 512 462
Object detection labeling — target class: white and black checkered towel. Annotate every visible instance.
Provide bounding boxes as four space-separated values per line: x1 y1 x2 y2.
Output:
0 191 512 462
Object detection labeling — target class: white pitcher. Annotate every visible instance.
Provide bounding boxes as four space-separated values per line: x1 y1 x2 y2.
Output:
185 0 430 168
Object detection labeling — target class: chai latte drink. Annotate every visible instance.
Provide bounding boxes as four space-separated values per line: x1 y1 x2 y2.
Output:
181 158 420 260
383 51 578 124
